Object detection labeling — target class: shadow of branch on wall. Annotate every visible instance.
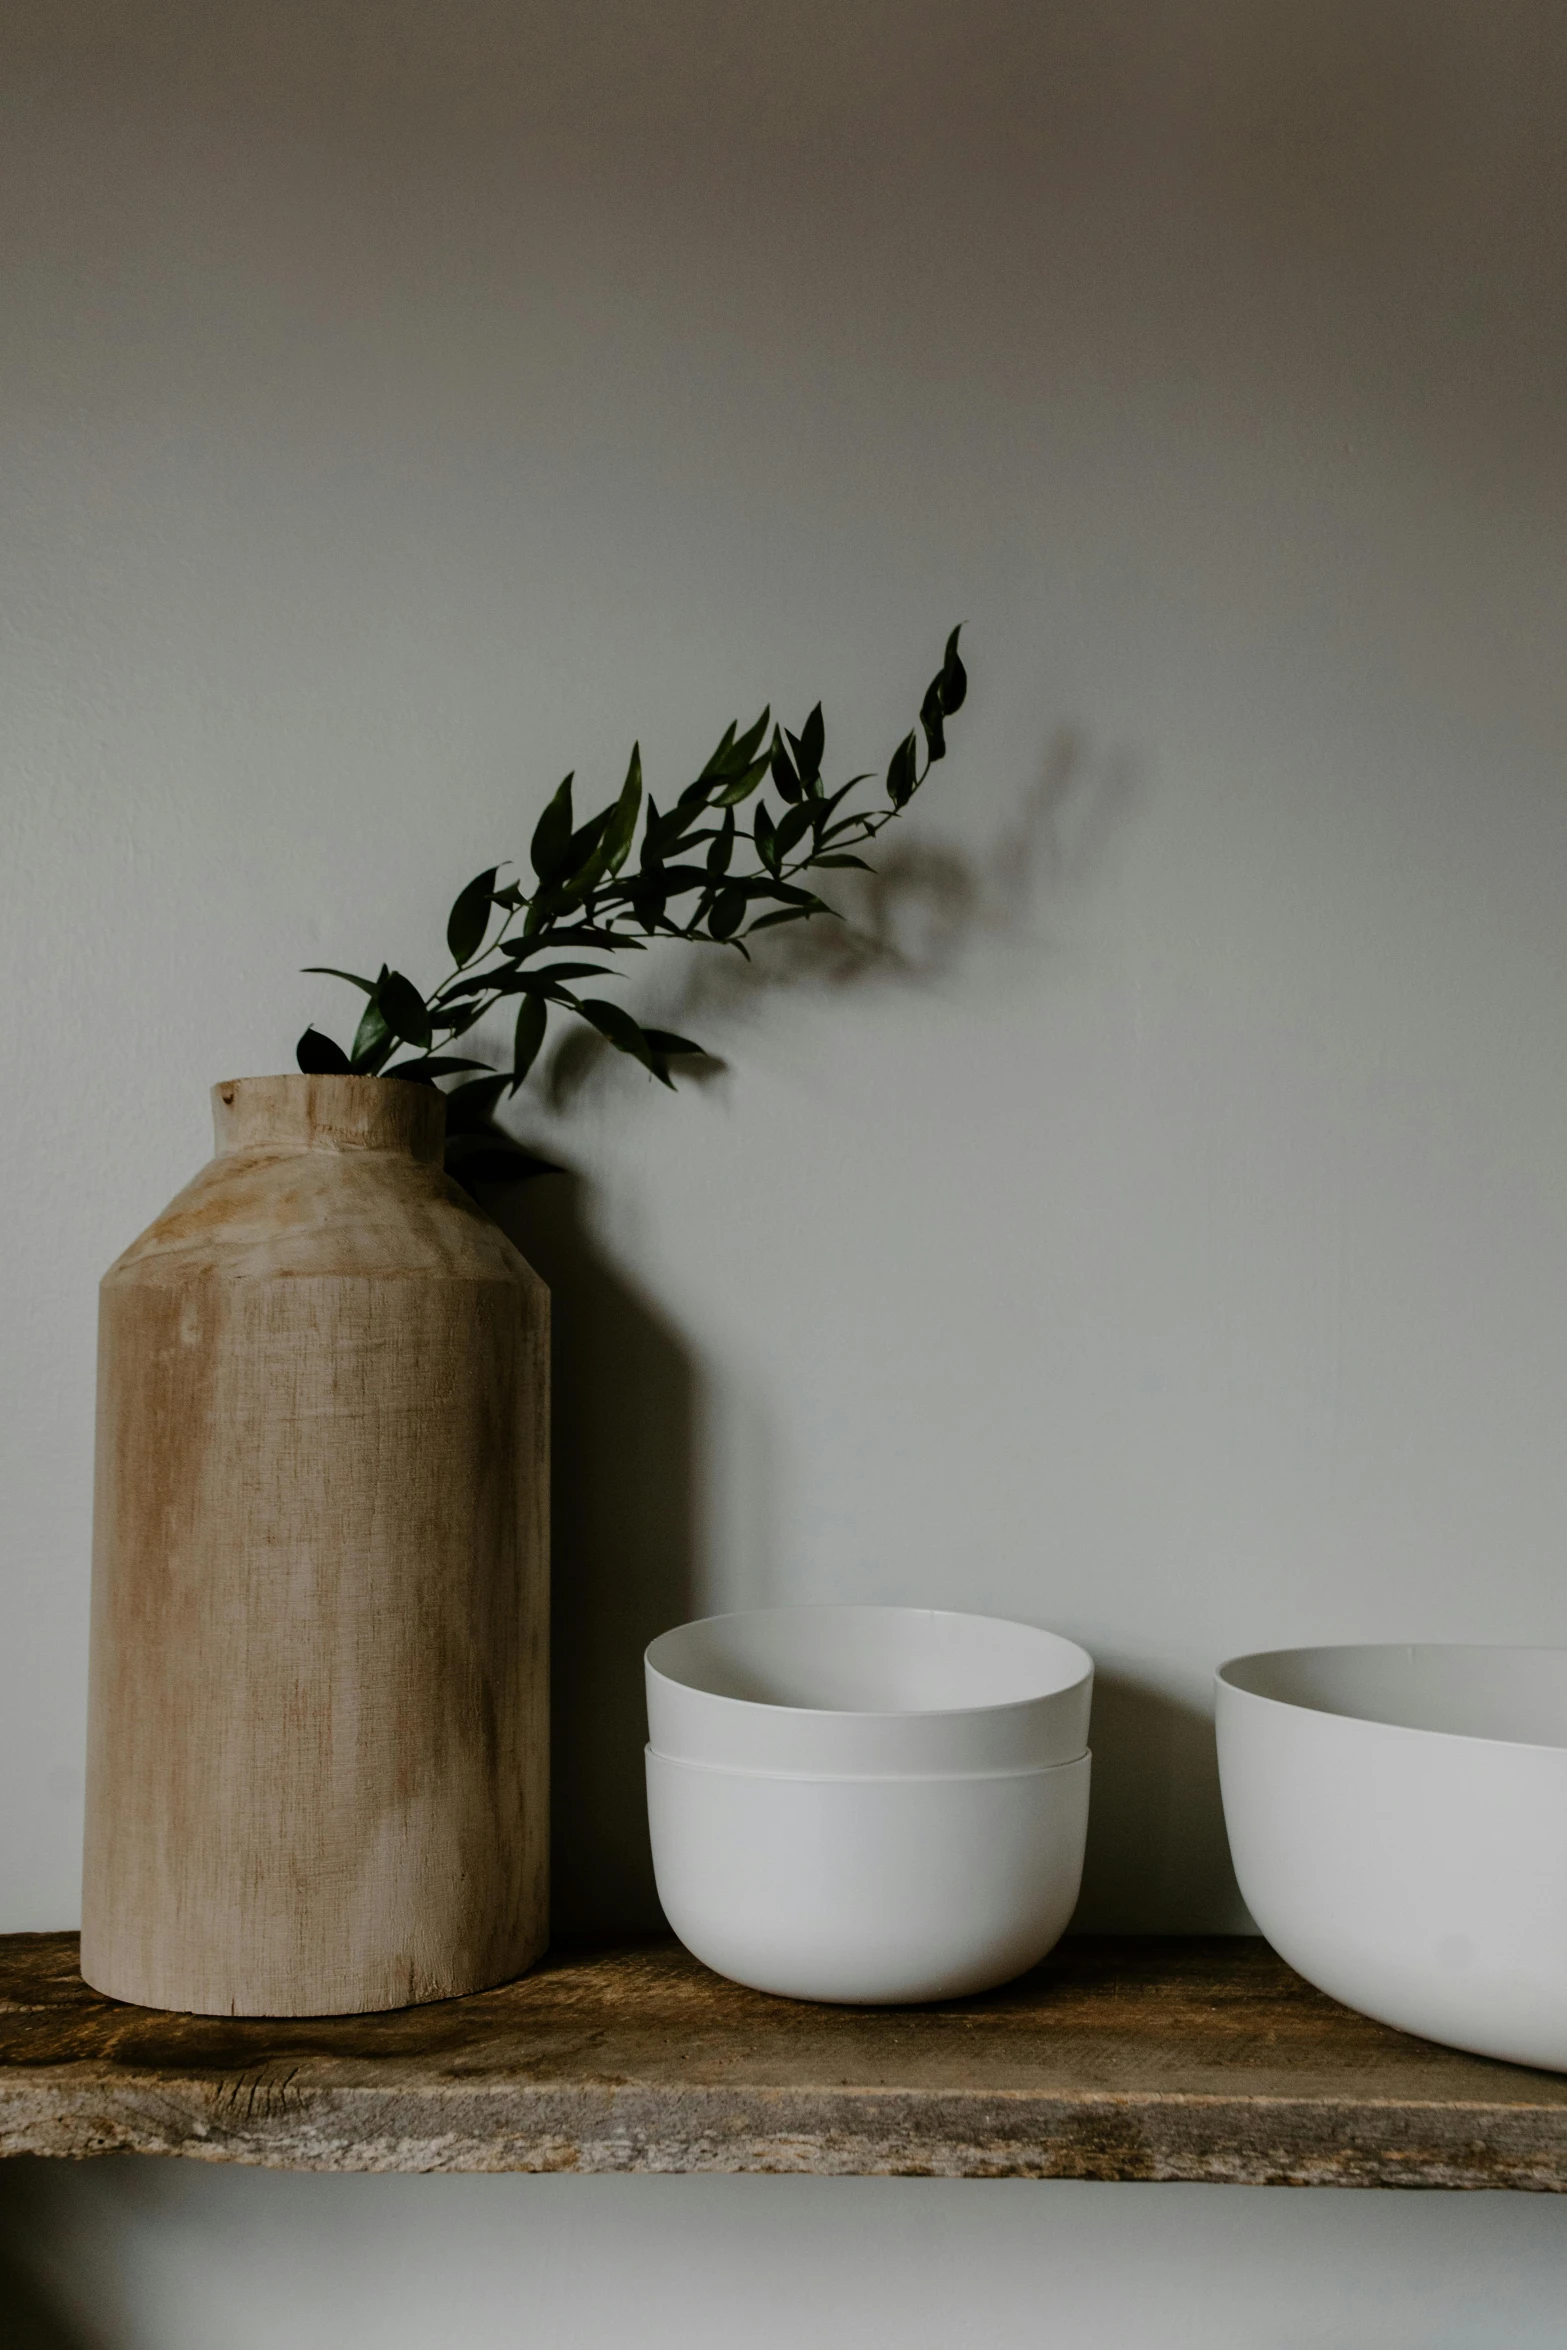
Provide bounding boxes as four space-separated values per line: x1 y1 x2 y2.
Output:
546 727 1139 1109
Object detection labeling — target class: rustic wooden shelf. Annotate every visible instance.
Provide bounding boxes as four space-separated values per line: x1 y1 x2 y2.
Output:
4 1932 1566 2188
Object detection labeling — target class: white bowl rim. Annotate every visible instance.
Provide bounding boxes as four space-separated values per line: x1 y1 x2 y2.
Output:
644 1741 1093 1785
646 1604 1093 1725
1217 1641 1567 1760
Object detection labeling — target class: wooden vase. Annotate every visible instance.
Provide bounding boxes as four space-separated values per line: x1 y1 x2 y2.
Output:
81 1074 550 2017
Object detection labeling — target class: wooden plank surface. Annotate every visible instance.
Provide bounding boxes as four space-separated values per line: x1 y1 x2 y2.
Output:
4 1932 1566 2187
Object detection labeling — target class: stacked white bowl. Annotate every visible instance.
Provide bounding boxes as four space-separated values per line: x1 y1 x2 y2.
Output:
645 1605 1093 2004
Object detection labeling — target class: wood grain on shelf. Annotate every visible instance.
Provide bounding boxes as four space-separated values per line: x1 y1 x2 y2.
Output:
4 1933 1566 2187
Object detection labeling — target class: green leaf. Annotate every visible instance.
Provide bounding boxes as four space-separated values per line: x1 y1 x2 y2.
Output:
382 1055 494 1080
517 923 645 953
574 997 671 1084
510 993 548 1091
709 884 748 939
377 970 433 1049
660 809 715 853
559 806 616 898
886 730 918 808
754 801 779 875
697 721 738 781
642 1027 707 1057
789 703 825 790
296 1027 353 1074
302 966 379 995
812 785 868 849
599 745 644 880
708 807 735 874
735 874 824 908
487 971 577 1002
514 960 612 985
639 793 665 871
727 708 772 772
939 624 967 714
826 774 872 809
774 803 813 861
812 852 873 869
697 707 770 783
623 863 713 899
435 1002 483 1040
746 906 816 932
817 804 872 845
350 994 392 1069
623 877 673 931
530 774 575 883
769 728 801 803
919 674 946 764
685 709 771 804
713 753 772 807
446 868 498 967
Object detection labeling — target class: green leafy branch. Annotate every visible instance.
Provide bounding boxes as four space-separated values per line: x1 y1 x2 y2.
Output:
296 627 968 1180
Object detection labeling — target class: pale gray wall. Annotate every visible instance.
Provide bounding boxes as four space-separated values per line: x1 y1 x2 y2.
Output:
4 3 1567 2340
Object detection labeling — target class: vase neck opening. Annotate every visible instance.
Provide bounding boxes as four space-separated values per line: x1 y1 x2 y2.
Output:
211 1075 445 1162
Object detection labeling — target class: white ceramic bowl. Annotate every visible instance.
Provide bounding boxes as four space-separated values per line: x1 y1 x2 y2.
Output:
646 1605 1093 1774
644 1606 1094 2004
647 1748 1090 2004
1217 1644 1567 2071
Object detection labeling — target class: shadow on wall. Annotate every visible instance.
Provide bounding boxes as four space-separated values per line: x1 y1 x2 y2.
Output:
548 728 1140 1111
486 1171 699 1937
474 731 1182 1940
0 2163 109 2350
680 726 1136 1006
1074 1672 1252 1936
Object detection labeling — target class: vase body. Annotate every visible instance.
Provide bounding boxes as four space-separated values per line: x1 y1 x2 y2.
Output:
81 1075 550 2017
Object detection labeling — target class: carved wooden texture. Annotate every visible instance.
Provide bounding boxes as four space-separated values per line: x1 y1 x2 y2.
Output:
81 1076 550 2017
6 1934 1567 2185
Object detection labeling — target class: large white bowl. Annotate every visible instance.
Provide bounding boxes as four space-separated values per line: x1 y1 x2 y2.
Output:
645 1606 1094 2004
1217 1644 1567 2071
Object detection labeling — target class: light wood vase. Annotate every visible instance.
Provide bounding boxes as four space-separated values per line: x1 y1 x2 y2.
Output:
81 1074 550 2017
